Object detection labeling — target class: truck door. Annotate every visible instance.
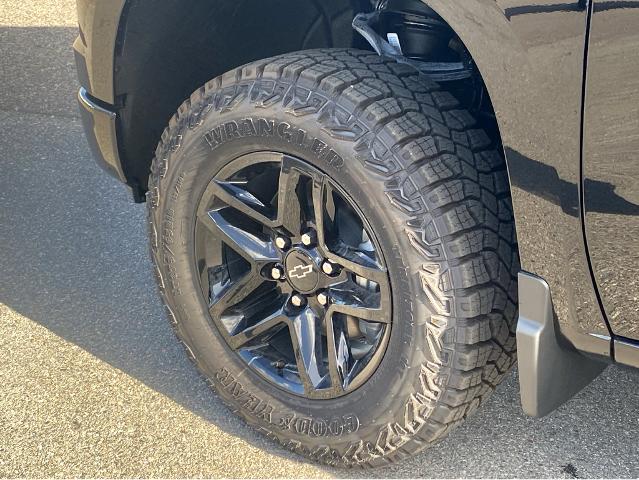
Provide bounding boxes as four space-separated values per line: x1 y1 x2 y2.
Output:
583 1 639 342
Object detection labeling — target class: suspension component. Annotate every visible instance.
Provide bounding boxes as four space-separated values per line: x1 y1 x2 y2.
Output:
353 0 473 82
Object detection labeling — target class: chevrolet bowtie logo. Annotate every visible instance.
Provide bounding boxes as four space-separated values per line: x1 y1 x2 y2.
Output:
289 264 313 279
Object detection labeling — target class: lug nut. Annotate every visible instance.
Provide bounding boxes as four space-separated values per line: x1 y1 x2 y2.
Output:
291 294 306 308
321 260 339 276
317 291 329 306
275 236 290 250
271 265 284 280
301 230 317 247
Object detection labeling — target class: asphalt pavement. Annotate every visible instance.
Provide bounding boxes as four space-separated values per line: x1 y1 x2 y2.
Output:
0 1 638 478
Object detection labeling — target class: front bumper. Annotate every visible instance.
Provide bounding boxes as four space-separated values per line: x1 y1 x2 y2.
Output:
74 0 127 184
77 87 125 182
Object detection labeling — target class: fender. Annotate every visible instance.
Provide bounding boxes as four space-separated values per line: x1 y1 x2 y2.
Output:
420 0 611 358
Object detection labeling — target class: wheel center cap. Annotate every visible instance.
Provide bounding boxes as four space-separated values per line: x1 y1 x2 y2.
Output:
284 249 319 294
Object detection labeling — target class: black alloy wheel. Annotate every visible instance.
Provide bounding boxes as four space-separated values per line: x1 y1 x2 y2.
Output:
194 153 391 399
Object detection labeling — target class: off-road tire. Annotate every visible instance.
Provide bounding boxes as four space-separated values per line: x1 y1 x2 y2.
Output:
147 48 519 468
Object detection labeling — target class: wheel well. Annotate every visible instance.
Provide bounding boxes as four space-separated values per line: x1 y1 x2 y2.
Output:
114 0 501 200
114 0 370 196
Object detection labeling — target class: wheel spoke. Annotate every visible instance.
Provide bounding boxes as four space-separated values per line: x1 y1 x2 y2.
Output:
289 307 326 392
330 253 389 287
328 282 390 323
312 179 387 286
209 271 265 319
208 180 276 227
329 302 388 323
326 316 350 391
199 210 279 267
228 308 288 349
311 177 335 251
195 226 213 300
277 157 305 237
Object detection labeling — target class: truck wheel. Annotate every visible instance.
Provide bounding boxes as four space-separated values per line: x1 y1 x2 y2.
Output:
147 49 519 468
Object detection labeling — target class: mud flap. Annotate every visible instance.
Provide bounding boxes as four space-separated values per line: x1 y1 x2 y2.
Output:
516 272 607 417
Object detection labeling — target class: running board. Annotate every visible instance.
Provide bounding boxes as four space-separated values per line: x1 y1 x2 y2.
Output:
516 272 606 417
